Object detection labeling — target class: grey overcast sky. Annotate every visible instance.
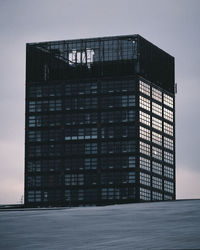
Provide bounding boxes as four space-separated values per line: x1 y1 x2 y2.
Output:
0 0 200 204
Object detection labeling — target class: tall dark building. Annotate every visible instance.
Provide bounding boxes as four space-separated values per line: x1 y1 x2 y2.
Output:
25 35 175 207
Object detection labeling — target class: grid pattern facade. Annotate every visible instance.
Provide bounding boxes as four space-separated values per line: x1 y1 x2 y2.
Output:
139 79 175 201
25 35 175 207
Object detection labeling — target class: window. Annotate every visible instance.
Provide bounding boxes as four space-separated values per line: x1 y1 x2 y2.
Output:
65 174 84 186
164 108 173 122
27 191 34 202
164 122 173 136
140 188 151 201
28 145 41 157
28 116 36 127
65 127 98 140
152 176 162 190
152 117 162 131
139 96 150 111
65 112 98 125
85 143 98 154
27 190 41 202
129 156 136 168
140 172 150 186
28 176 41 187
152 88 162 102
152 146 162 161
152 102 162 117
101 141 135 154
29 86 42 98
122 95 135 107
128 172 136 183
101 156 135 170
164 180 174 193
101 79 135 93
28 131 41 142
28 100 62 112
49 100 62 111
164 151 174 165
65 143 85 155
140 157 150 171
164 166 174 179
152 191 162 201
164 137 173 150
29 101 36 112
101 186 132 200
85 158 97 170
164 194 173 201
101 125 135 139
101 110 135 124
140 111 150 126
139 80 150 96
140 126 150 141
164 94 173 108
140 142 150 156
122 141 135 153
152 132 162 146
102 95 135 108
65 97 98 110
152 161 162 175
27 161 41 172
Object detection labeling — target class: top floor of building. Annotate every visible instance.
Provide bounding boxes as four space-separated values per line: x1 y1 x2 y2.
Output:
26 34 175 93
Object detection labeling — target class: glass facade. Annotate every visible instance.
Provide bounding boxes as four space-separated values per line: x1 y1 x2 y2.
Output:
25 34 175 207
139 79 175 201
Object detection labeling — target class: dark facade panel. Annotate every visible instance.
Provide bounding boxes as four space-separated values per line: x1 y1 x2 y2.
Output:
137 36 175 93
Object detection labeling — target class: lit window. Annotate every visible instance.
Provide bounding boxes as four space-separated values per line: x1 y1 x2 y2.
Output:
164 137 173 150
139 80 150 96
164 94 173 108
152 191 162 201
140 173 151 186
152 146 162 160
140 142 150 156
152 88 162 102
140 188 151 201
152 117 162 131
140 111 150 126
139 96 150 111
152 161 162 175
164 166 174 179
164 180 174 193
140 126 150 141
164 122 173 136
164 108 173 122
152 176 162 190
152 131 162 146
140 157 150 171
164 151 174 165
152 102 162 117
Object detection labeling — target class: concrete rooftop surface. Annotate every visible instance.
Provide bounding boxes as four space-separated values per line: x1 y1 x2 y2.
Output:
0 199 200 250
